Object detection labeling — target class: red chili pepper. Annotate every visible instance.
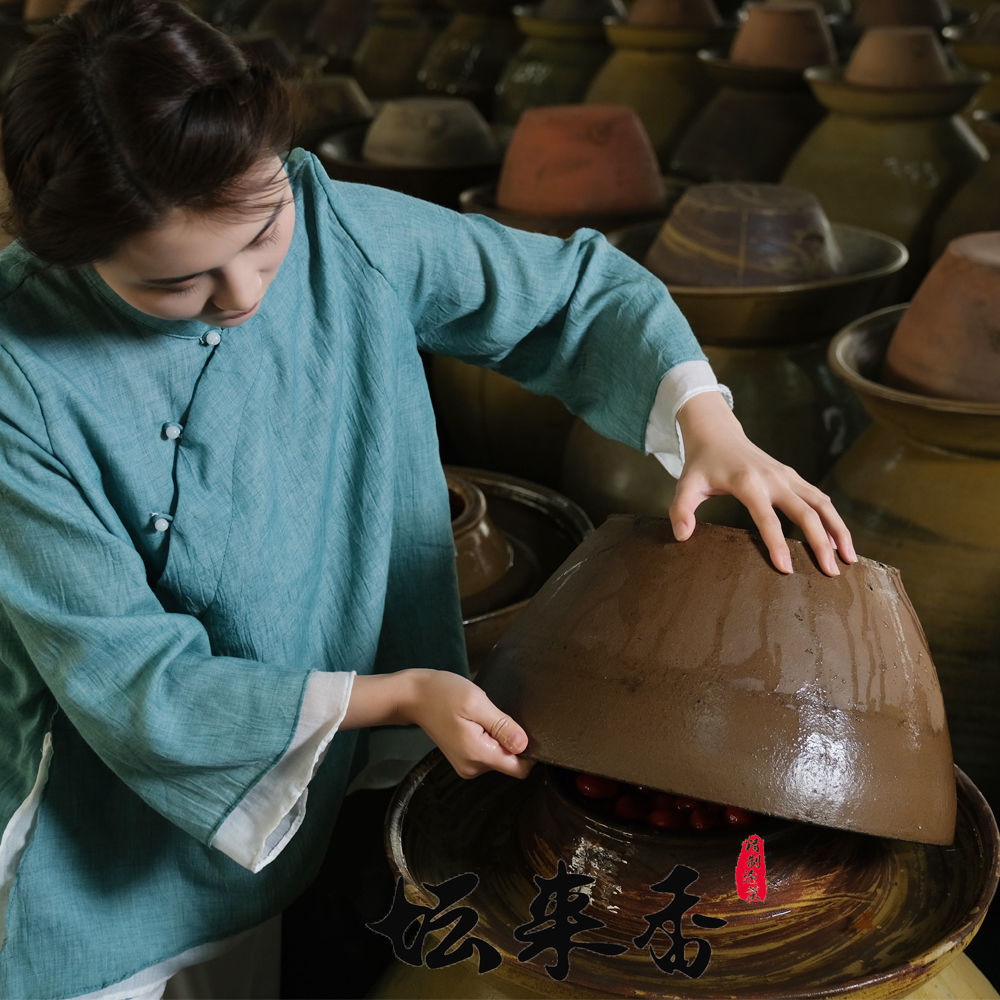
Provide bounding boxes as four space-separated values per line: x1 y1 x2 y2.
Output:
614 792 649 822
647 807 685 831
574 773 622 799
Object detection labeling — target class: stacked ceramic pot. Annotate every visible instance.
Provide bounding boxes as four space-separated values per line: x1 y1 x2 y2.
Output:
822 232 1000 827
317 95 501 208
944 4 1000 124
558 181 906 527
583 0 733 169
492 0 626 135
352 0 449 100
374 520 1000 999
288 62 375 152
669 1 837 183
431 105 682 487
416 0 523 117
782 25 988 297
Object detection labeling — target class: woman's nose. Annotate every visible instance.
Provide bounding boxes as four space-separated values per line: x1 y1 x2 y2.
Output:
211 265 262 312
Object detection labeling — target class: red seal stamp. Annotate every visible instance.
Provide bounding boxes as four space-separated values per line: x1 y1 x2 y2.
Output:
735 834 767 902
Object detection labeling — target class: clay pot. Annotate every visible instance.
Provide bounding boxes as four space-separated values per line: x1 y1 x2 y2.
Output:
491 6 621 128
881 232 1000 403
416 9 523 116
446 467 592 671
558 212 905 526
932 112 1000 252
781 49 987 296
583 8 731 167
846 25 953 87
494 104 666 216
288 70 373 151
352 3 448 100
823 305 1000 822
854 0 951 28
944 9 1000 123
377 751 998 998
535 0 624 17
644 181 846 286
730 1 838 70
360 96 500 166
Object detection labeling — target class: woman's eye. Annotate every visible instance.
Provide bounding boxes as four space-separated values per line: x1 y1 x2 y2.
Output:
250 224 280 249
158 282 199 295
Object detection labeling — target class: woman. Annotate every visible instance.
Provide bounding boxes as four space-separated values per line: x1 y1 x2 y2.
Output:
0 1 854 996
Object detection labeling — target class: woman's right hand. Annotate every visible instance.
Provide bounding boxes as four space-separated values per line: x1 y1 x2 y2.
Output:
343 669 534 780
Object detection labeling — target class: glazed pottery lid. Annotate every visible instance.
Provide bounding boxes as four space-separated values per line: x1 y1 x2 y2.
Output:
727 0 838 70
881 231 1000 403
493 104 669 217
360 96 500 167
475 517 958 845
853 0 951 28
643 181 846 287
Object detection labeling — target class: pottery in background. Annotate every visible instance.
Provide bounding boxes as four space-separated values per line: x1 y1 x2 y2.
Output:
289 68 374 150
881 232 1000 402
729 0 838 69
944 5 1000 122
853 0 951 28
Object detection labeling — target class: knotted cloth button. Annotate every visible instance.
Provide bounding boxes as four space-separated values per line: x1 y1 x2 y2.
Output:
150 513 173 533
200 330 221 347
162 422 183 441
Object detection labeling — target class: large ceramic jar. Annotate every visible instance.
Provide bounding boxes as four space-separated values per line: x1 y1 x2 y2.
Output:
584 2 732 169
782 27 987 296
668 2 838 182
417 2 523 117
944 8 1000 125
558 184 906 527
823 305 1000 819
352 0 448 100
492 0 626 131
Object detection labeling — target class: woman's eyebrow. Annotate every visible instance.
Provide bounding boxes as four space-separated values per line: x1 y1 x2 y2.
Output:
142 205 284 285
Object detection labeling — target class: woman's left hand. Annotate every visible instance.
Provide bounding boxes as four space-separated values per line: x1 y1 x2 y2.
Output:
673 391 857 576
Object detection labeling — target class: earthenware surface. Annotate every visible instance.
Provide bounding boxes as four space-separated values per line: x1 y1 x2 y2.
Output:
853 0 951 27
476 517 957 845
626 0 722 27
729 0 838 70
384 752 997 998
845 25 954 87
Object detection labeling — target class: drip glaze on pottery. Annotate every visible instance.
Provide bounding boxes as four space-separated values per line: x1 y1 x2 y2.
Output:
882 232 1000 402
476 517 957 844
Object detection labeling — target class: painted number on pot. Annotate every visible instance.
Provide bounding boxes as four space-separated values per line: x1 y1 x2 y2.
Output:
882 156 941 191
735 834 767 902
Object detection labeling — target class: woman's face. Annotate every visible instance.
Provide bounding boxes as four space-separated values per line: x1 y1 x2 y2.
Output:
93 156 295 327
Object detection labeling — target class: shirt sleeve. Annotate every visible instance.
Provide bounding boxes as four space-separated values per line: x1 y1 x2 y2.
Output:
0 347 334 867
318 169 711 456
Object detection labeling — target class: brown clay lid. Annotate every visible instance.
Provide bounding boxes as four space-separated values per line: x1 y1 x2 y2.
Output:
728 1 838 70
360 97 500 167
643 181 846 286
854 0 951 28
625 0 722 28
494 104 667 217
844 25 954 86
881 232 1000 403
475 517 957 845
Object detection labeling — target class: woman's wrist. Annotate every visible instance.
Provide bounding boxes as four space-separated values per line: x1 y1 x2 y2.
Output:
341 669 422 730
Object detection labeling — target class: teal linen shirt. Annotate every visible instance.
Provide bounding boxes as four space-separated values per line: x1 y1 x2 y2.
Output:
0 149 706 997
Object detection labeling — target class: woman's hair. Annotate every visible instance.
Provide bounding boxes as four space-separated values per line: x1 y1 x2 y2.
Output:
1 0 295 266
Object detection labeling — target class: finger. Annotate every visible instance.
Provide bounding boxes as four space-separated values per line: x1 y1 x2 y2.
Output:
741 493 794 574
668 474 709 542
815 496 857 564
778 494 840 576
483 708 528 755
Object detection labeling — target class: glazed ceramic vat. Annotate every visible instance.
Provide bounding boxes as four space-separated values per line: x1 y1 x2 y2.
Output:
492 0 626 131
944 6 1000 123
416 5 524 117
583 0 732 168
446 467 591 671
317 96 501 209
558 185 906 526
669 2 837 182
823 305 1000 821
782 27 988 296
352 0 448 100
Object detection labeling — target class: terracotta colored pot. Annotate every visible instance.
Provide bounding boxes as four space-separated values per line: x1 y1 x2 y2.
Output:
846 25 953 87
416 10 524 116
730 1 838 70
669 54 828 182
361 96 500 167
584 17 732 168
932 112 1000 252
317 121 500 209
352 3 448 100
492 11 616 127
881 232 1000 403
626 0 723 27
445 467 592 672
823 305 1000 821
557 216 904 525
781 63 987 296
494 104 666 216
376 750 998 998
643 181 846 286
854 0 951 28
